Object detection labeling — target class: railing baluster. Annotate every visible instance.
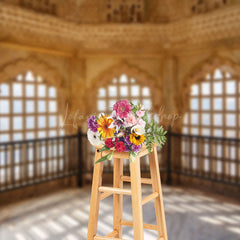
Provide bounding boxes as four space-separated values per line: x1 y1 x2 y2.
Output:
51 139 54 177
39 141 42 179
33 142 37 182
62 138 65 175
67 137 70 174
214 139 217 180
209 138 213 179
11 143 15 187
228 141 231 182
236 141 239 184
4 145 8 189
19 144 22 185
26 142 29 182
221 139 224 181
188 136 192 173
57 138 60 176
46 139 49 178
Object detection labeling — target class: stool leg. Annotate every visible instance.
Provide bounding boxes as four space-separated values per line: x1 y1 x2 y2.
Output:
113 158 123 238
130 156 144 240
149 147 168 240
87 150 104 240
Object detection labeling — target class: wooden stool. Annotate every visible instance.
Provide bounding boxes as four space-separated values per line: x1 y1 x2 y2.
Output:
87 145 168 240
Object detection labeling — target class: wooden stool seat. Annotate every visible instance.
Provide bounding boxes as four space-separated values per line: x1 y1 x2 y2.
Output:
87 145 168 240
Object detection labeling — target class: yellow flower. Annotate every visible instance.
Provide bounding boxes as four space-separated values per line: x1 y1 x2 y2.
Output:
130 133 146 146
97 116 115 139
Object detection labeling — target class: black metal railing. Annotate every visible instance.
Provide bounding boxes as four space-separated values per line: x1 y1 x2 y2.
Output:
0 129 239 193
169 132 240 186
0 134 79 192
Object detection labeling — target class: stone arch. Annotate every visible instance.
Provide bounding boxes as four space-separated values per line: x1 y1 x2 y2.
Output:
0 57 67 115
87 61 161 113
178 56 240 115
0 57 64 87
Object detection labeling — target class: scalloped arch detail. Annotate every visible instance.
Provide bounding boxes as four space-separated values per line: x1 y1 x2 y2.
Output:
88 61 161 112
0 57 67 118
0 57 64 88
179 56 240 115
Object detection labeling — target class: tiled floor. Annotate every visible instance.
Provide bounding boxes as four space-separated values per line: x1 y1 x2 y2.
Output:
0 185 240 240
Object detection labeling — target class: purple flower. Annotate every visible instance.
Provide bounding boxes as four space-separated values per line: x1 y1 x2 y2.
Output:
125 135 131 146
124 145 130 152
88 115 99 132
132 144 141 153
114 119 124 127
112 111 124 127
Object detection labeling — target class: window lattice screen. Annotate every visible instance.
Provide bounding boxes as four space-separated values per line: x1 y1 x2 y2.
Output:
0 71 64 142
183 68 240 138
182 68 240 176
96 74 157 122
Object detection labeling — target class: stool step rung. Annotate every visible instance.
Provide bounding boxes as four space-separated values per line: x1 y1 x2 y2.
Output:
142 192 159 205
121 176 152 184
99 192 112 200
121 220 158 231
94 236 125 240
105 230 117 237
99 186 132 195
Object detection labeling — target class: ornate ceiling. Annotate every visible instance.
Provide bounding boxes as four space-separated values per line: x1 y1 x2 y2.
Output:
0 0 236 24
0 1 239 56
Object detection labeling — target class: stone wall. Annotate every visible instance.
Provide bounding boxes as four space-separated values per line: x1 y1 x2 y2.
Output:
1 45 240 134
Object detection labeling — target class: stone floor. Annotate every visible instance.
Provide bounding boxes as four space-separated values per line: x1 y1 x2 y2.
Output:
0 185 240 240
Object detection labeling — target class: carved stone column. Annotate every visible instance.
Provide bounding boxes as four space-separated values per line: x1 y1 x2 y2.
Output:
162 54 182 182
64 57 87 134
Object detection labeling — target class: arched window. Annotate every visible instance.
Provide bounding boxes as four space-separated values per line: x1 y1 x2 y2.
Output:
0 71 64 142
96 74 157 121
183 68 239 138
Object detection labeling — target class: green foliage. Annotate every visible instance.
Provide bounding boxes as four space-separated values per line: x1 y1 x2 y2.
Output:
130 101 140 115
129 150 138 163
144 119 167 155
99 145 110 152
95 152 113 164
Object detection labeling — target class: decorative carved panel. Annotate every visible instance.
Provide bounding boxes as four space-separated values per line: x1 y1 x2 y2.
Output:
190 0 231 14
103 0 145 23
1 0 57 15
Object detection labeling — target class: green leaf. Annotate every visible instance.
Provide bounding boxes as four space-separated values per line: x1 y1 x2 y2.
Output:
129 151 137 163
95 152 113 164
142 111 148 123
99 145 110 152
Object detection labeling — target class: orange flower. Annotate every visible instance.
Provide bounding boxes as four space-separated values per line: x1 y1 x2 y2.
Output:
97 116 115 139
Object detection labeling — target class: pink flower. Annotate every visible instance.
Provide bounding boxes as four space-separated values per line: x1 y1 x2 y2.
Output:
125 113 137 127
113 100 132 119
137 118 146 127
136 110 145 117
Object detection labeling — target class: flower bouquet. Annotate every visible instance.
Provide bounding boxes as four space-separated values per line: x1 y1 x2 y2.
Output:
87 100 167 163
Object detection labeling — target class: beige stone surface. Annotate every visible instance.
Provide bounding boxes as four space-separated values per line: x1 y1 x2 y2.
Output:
0 0 240 135
0 185 240 240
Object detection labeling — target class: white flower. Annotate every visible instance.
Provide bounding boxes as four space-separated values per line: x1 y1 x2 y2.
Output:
87 129 103 146
137 118 146 127
111 110 117 118
98 112 105 118
131 125 145 135
139 104 145 110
